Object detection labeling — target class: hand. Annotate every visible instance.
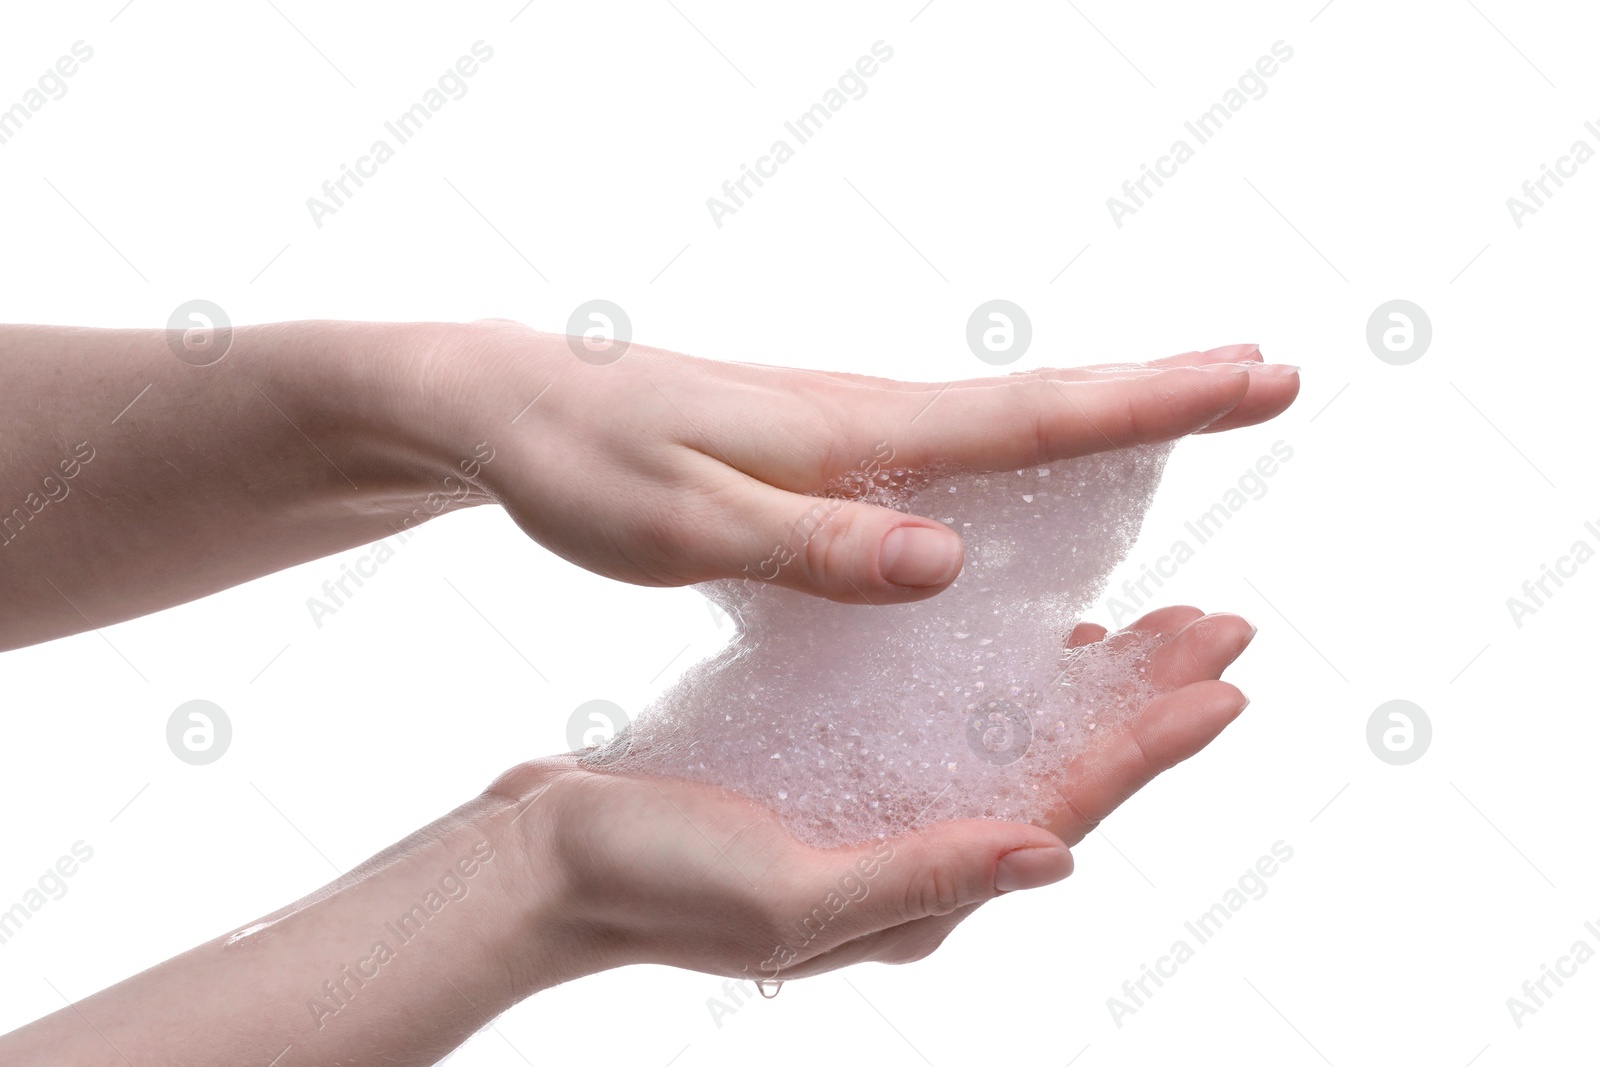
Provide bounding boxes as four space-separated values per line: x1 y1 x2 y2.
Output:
0 606 1249 1067
489 604 1254 981
426 323 1298 605
0 321 1295 647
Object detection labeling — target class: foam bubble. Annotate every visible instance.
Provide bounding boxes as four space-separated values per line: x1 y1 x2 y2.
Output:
584 442 1178 847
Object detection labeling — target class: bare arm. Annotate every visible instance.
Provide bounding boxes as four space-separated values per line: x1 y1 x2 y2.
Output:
0 321 478 650
2 591 1257 1064
0 320 1296 651
0 773 589 1066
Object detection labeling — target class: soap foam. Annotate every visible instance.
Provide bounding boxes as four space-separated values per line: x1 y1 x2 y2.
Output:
584 442 1178 848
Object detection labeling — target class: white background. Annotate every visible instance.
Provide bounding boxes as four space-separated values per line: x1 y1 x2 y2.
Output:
2 1 1596 1063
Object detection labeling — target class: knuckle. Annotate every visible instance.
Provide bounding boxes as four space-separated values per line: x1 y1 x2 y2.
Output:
799 500 860 591
1017 380 1057 465
1120 389 1145 445
1056 794 1103 839
903 862 965 920
1126 719 1166 782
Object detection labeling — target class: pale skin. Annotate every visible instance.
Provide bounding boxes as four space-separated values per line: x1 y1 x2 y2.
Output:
0 321 1297 1064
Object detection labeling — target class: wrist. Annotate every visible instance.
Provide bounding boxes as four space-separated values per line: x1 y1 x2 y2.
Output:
479 757 633 994
272 319 506 526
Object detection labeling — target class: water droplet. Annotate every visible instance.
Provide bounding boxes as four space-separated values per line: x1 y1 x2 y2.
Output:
756 979 784 999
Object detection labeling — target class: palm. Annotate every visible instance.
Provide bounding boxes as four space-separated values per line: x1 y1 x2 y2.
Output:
525 604 1253 981
800 604 1254 975
1047 605 1254 846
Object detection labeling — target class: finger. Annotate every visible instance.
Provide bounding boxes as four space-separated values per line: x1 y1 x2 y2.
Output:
1197 364 1300 434
859 358 1293 472
686 365 1256 494
1047 679 1249 845
1160 343 1263 366
1016 343 1262 382
1065 621 1108 649
1022 342 1264 380
880 365 1253 473
997 342 1256 381
1114 603 1205 639
1049 350 1293 434
1056 345 1288 415
1146 344 1298 433
788 819 1071 952
1066 606 1195 655
794 342 1260 392
1147 612 1255 690
703 475 966 604
785 362 1131 391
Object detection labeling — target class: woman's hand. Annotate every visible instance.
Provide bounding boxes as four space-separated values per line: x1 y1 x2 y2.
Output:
421 322 1299 605
0 603 1252 1066
0 320 1295 646
490 604 1255 983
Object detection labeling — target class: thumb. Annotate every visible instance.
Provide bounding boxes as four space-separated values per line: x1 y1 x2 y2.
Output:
717 483 965 604
861 820 1074 928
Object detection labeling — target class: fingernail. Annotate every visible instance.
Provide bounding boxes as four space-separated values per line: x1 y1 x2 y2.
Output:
1199 363 1250 376
1251 364 1300 377
994 847 1073 893
1202 343 1260 360
881 526 963 588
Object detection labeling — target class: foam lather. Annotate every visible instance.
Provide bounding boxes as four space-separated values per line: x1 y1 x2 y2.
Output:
583 442 1179 848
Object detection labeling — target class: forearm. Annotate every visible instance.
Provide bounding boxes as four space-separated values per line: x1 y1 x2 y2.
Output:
0 321 493 650
0 778 600 1066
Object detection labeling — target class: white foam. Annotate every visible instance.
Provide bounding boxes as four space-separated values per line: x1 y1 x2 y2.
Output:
583 442 1178 847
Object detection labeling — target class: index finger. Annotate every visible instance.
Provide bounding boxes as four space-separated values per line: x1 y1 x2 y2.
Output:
847 364 1263 474
1047 679 1249 846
